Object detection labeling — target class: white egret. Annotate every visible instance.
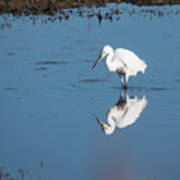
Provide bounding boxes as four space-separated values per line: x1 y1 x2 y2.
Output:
94 90 148 135
92 45 147 88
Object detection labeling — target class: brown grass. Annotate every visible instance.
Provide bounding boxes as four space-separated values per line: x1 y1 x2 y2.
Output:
0 0 179 15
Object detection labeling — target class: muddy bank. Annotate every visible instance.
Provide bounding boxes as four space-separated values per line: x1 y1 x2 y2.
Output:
0 0 180 16
1 3 180 31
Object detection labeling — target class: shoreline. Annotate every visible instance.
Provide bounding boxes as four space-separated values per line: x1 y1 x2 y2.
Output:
0 0 180 16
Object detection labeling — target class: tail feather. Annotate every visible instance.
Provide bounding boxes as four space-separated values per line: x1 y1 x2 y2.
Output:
140 59 147 74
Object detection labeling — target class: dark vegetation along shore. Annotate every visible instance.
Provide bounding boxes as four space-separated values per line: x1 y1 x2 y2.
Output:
0 0 180 16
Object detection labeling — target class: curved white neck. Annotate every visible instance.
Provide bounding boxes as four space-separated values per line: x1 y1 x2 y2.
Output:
105 116 116 135
106 49 115 71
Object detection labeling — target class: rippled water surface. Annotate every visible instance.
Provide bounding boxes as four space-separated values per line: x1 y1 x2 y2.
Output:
0 3 180 180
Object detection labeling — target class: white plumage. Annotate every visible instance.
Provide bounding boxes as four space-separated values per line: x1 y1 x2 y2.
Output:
92 45 147 88
94 91 148 135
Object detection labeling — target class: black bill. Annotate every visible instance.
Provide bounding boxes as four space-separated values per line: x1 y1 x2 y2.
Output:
91 54 101 69
92 114 106 131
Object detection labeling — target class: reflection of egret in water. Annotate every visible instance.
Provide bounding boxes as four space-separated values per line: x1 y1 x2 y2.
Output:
94 89 148 135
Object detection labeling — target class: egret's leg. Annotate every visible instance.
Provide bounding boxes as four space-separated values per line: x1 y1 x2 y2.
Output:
125 75 129 88
121 76 124 88
120 87 123 98
117 72 124 88
121 87 126 100
116 87 126 107
122 74 127 89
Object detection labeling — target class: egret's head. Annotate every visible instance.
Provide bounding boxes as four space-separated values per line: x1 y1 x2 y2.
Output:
100 123 115 135
91 45 113 69
93 114 115 135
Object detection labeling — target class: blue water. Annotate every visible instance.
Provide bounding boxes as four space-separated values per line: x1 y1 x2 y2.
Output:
0 3 180 180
